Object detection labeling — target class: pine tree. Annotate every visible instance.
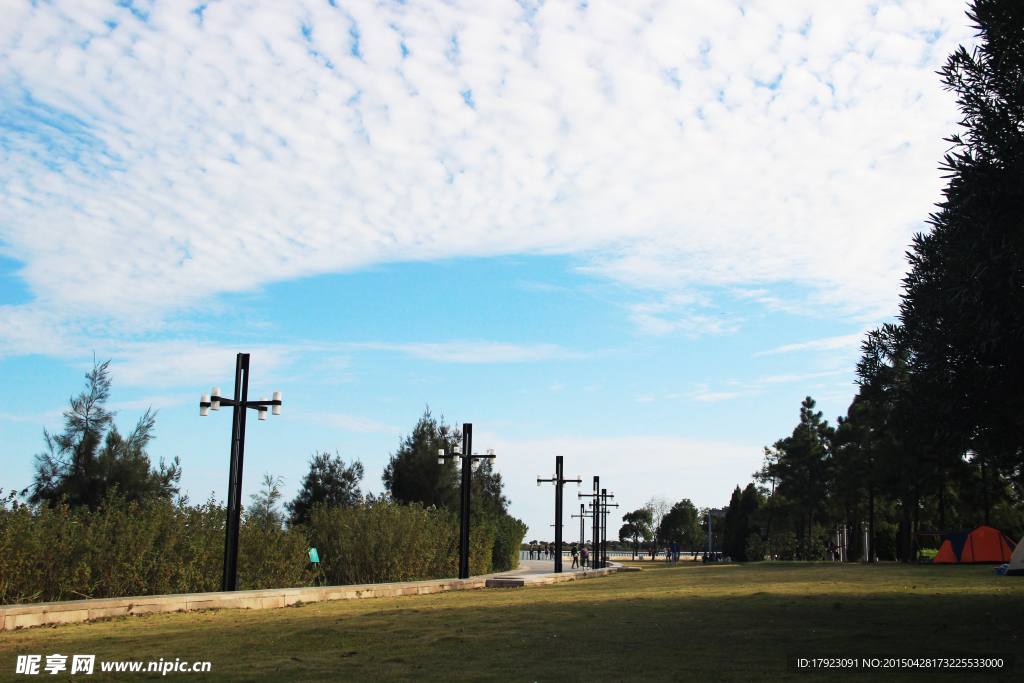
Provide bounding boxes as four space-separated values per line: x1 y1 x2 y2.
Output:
381 406 462 509
30 357 180 508
899 0 1024 477
285 451 363 526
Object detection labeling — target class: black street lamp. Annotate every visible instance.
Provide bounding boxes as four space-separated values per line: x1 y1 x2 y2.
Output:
437 423 496 579
579 477 602 567
537 456 582 573
199 353 282 592
581 481 618 568
571 503 589 552
708 507 726 557
600 488 619 567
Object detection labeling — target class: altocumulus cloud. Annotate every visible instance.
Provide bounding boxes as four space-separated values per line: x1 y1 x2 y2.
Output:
0 0 974 352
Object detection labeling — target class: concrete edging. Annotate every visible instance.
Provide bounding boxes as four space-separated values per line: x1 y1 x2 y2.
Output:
1 566 632 631
485 565 624 587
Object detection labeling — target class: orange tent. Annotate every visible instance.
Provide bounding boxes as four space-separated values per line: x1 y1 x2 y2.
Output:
930 526 1017 564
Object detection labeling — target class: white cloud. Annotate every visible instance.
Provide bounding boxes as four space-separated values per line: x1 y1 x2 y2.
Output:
0 0 975 345
354 341 573 363
297 411 400 434
756 333 865 356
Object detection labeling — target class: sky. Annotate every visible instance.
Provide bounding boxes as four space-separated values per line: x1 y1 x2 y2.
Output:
0 0 978 542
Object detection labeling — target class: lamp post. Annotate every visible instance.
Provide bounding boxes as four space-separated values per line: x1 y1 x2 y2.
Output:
437 423 496 579
599 489 618 567
579 476 600 567
537 456 582 573
199 353 281 592
579 478 615 568
708 508 727 558
571 503 589 551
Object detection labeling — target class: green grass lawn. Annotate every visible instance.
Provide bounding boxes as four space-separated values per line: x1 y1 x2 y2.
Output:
1 561 1021 682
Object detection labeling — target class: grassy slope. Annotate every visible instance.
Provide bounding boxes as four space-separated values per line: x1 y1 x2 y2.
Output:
1 561 1021 682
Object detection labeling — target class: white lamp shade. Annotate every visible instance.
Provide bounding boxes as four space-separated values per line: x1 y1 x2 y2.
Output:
200 394 210 417
272 391 281 415
438 458 444 465
488 449 495 457
438 449 445 456
537 477 541 486
453 445 461 454
211 387 220 410
258 398 268 420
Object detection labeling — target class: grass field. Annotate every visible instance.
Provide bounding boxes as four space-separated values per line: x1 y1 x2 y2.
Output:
1 561 1021 682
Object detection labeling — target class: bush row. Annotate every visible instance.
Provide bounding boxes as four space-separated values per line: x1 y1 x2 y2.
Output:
0 493 527 604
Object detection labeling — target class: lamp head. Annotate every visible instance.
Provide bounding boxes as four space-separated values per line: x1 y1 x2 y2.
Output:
200 394 210 417
210 387 220 411
258 398 268 421
453 445 462 455
272 391 281 416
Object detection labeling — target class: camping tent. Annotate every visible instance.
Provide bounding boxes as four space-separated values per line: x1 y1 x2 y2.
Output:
1007 535 1024 576
929 526 1017 564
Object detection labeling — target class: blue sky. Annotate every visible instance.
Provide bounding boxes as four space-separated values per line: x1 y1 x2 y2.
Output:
0 0 976 540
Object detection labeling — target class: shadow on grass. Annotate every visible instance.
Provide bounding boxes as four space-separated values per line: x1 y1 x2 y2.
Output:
1 562 1019 682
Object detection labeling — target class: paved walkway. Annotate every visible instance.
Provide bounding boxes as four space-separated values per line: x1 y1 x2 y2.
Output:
493 559 616 577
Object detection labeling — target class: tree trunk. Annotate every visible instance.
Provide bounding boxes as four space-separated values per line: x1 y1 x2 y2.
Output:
939 474 945 531
912 487 920 562
981 457 990 527
808 503 814 561
901 485 912 563
868 459 875 563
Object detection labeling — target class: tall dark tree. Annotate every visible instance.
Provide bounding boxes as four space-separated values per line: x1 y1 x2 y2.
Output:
723 484 762 561
469 456 509 516
285 452 364 526
30 358 180 508
619 508 653 559
767 397 833 558
898 0 1024 484
382 407 461 509
657 498 703 552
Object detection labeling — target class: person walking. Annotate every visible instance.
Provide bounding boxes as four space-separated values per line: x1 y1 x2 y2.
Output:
581 545 589 569
571 543 579 569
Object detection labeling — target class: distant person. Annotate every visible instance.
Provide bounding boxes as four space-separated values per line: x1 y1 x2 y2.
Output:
581 545 589 568
671 541 679 565
571 543 579 569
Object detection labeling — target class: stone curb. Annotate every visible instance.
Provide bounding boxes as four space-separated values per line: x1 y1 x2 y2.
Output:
1 565 632 631
485 565 627 587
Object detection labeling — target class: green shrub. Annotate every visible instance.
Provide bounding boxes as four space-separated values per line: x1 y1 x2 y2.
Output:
0 492 521 604
745 533 767 561
303 499 459 585
491 514 528 572
0 493 310 604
